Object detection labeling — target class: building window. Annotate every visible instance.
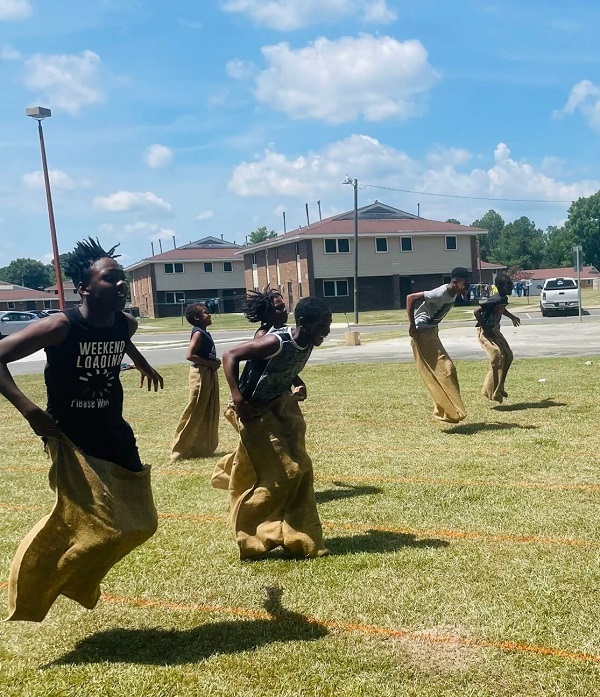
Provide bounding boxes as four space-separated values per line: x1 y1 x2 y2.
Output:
224 261 233 272
324 238 351 254
204 262 213 273
7 301 15 309
400 237 413 252
251 253 257 265
323 280 349 297
165 292 185 304
445 236 457 251
295 242 300 256
375 238 388 253
43 300 52 309
443 275 451 284
164 263 184 274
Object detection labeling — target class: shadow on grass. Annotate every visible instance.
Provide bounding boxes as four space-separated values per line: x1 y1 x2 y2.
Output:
316 481 382 504
46 587 326 667
326 529 449 555
443 422 538 435
492 399 566 412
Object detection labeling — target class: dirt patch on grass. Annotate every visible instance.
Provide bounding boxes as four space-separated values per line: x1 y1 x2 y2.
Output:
378 625 484 673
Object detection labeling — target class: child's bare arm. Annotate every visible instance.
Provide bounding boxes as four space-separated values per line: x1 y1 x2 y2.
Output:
503 308 521 327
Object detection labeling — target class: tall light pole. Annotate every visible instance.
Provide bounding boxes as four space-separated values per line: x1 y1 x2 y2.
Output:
344 176 359 324
26 106 65 310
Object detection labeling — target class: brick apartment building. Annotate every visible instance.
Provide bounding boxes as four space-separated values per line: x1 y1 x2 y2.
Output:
240 202 486 312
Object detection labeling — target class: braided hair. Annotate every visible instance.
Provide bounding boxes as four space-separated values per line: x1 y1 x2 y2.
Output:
62 237 121 287
243 286 283 326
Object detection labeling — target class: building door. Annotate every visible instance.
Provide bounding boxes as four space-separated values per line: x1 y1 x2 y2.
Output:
399 277 412 308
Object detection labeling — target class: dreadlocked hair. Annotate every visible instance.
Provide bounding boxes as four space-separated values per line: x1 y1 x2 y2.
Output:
62 237 121 286
243 285 282 324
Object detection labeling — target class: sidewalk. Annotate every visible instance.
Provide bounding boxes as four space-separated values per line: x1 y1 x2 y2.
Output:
310 320 600 365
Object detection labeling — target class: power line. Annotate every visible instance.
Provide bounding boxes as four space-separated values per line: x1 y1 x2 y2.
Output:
363 183 574 204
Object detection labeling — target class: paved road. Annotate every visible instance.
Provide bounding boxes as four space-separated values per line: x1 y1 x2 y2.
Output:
9 309 600 375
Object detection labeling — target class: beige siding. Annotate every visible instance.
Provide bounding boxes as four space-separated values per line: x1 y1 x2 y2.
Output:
154 260 245 290
311 235 473 278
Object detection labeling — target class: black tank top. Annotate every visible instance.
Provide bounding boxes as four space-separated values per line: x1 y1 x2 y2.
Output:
45 307 129 429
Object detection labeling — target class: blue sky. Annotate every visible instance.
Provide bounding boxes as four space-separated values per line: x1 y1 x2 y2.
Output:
1 0 599 267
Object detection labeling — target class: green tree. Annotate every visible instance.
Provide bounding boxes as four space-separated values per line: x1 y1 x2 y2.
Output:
46 253 69 285
541 225 574 268
0 258 52 289
565 191 600 270
248 226 277 245
446 218 461 225
472 209 504 261
492 216 544 269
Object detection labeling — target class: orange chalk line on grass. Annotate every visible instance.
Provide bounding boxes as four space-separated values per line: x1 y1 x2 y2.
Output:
1 502 599 550
0 581 597 665
4 465 600 495
98 592 600 666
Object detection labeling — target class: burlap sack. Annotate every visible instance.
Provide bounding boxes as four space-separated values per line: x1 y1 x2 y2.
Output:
171 364 220 460
7 435 157 622
477 327 514 403
411 328 466 423
212 395 328 560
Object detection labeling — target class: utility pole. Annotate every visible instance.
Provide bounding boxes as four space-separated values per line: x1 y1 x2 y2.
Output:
344 176 359 324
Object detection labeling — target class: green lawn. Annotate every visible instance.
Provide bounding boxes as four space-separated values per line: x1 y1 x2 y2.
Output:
2 357 600 695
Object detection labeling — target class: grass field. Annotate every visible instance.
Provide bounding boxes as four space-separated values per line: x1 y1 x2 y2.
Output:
2 356 600 695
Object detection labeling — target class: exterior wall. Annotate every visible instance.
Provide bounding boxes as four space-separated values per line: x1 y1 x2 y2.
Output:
130 260 246 317
129 265 157 318
0 299 60 311
153 260 245 291
154 287 246 317
311 234 474 278
243 240 314 312
313 274 447 313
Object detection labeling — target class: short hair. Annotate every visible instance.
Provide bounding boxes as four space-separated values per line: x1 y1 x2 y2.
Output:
62 237 121 286
294 296 331 323
450 267 471 280
185 302 208 326
243 286 283 324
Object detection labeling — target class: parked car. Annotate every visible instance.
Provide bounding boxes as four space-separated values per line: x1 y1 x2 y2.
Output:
0 310 39 338
538 277 580 317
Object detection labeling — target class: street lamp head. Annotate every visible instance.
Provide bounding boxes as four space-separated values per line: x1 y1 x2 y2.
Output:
26 106 52 121
343 175 353 185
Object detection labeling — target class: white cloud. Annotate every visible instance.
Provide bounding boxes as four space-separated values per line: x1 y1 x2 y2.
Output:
253 35 439 123
225 59 255 80
1 44 21 60
426 146 472 168
143 144 173 169
221 0 395 30
553 79 600 133
228 137 600 220
0 0 31 21
229 134 417 197
196 210 215 220
93 191 172 214
24 50 104 116
124 222 176 242
22 169 89 190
